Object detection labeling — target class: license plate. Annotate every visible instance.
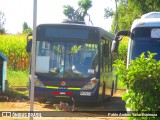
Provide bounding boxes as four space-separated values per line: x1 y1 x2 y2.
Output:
80 91 91 96
60 92 65 95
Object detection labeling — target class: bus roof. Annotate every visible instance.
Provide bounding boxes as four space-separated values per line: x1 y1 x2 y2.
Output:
37 23 114 42
131 12 160 30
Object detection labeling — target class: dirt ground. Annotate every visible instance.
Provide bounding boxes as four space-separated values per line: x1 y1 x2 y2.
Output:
0 90 127 120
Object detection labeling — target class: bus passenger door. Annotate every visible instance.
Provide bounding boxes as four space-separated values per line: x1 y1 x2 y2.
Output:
99 40 114 101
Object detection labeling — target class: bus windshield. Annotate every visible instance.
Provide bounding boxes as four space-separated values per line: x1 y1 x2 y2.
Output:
35 41 98 79
131 27 160 60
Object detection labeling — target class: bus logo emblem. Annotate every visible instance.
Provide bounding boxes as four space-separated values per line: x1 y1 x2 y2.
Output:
61 81 66 86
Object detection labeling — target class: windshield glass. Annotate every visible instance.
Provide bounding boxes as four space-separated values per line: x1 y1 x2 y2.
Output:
35 41 98 78
131 27 160 60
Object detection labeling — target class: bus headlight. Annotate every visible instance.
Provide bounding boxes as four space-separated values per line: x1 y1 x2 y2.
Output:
29 75 45 88
34 79 45 88
81 78 98 90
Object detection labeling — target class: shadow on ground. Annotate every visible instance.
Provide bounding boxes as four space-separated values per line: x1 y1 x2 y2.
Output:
41 96 126 112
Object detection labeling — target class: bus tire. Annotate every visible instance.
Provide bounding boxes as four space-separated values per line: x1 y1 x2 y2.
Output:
111 81 114 96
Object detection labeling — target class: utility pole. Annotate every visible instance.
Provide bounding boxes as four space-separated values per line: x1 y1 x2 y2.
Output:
30 0 37 120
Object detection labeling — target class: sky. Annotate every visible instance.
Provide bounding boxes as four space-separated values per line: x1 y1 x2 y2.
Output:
0 0 115 34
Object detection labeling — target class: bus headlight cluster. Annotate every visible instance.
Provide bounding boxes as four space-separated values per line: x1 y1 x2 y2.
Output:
81 78 98 90
34 79 45 88
29 75 45 88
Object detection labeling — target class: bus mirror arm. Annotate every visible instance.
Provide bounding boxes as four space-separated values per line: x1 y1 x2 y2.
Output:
26 33 32 53
116 30 130 37
111 30 130 54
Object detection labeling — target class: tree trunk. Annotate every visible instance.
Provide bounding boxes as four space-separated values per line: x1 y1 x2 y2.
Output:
114 0 118 35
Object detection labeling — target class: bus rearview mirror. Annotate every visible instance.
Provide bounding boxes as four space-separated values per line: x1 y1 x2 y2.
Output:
26 40 32 53
26 34 32 53
111 40 119 54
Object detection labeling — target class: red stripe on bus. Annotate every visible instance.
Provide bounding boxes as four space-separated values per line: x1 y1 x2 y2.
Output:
65 92 73 95
52 92 60 95
52 92 73 95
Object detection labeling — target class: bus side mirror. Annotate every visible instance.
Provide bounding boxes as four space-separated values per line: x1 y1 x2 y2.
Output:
26 34 32 53
111 40 119 54
103 44 109 57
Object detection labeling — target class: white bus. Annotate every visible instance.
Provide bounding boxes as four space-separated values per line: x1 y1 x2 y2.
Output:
112 12 160 67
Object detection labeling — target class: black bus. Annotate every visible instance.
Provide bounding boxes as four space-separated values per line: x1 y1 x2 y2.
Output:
27 23 116 103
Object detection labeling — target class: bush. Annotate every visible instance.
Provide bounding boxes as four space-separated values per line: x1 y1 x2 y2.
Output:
0 28 5 34
114 52 160 119
118 36 128 61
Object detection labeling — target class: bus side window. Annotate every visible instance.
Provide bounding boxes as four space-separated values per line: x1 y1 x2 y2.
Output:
109 42 112 71
101 40 112 72
37 41 50 56
106 41 112 72
100 41 104 72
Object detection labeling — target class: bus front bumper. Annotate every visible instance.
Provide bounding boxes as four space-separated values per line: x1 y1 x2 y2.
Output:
34 87 98 102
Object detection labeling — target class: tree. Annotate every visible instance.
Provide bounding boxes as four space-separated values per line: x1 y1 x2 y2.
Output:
22 22 32 34
128 0 160 14
23 22 29 31
63 0 92 22
104 0 121 34
77 0 92 21
0 11 6 34
105 0 160 34
63 5 75 21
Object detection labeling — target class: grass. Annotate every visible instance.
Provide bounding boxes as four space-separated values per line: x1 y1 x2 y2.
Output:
5 89 29 99
7 69 29 87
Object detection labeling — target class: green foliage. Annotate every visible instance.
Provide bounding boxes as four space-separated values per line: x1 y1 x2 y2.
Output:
128 0 160 14
78 0 92 11
63 5 75 20
22 22 32 34
5 89 29 99
23 22 29 30
63 0 92 21
0 35 30 70
106 0 160 33
23 27 32 34
0 35 27 56
7 69 29 86
114 52 160 119
0 28 5 35
118 36 128 61
110 0 141 32
104 7 114 18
